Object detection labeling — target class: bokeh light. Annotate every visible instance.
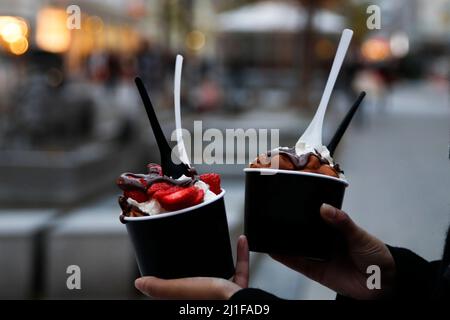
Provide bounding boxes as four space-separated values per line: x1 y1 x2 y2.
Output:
1 22 22 43
0 16 29 55
9 36 28 55
390 32 409 58
47 68 64 87
35 8 71 53
86 16 104 34
361 37 390 62
185 30 206 51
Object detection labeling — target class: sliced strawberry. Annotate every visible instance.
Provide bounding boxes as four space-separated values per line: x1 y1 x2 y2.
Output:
199 173 221 194
158 186 198 211
153 186 183 201
191 188 204 206
124 190 149 203
147 182 173 196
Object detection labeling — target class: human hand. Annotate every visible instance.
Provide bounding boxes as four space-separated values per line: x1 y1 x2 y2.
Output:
135 235 249 299
271 204 396 299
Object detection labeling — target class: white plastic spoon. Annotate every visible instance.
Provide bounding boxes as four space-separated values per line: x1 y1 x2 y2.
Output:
174 54 191 167
295 29 353 155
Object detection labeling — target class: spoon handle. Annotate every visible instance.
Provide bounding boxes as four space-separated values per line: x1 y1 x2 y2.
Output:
297 29 353 149
135 77 172 158
174 55 191 166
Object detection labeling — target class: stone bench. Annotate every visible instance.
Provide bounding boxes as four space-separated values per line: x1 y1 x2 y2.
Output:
43 206 137 299
0 210 56 299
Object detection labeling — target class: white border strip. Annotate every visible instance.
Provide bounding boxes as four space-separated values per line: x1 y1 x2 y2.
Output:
244 168 349 186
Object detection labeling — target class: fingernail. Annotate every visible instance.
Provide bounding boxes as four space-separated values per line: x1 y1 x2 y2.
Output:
135 278 144 291
321 203 337 220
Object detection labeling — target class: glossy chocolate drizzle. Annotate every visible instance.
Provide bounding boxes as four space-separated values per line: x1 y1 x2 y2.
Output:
116 164 197 192
267 147 328 170
263 147 343 174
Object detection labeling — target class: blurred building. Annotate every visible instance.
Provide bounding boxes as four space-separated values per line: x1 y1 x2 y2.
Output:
216 1 347 110
0 0 150 206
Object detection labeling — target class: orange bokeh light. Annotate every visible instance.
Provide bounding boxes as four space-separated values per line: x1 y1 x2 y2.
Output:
9 36 29 55
35 8 71 53
0 16 29 55
361 38 391 62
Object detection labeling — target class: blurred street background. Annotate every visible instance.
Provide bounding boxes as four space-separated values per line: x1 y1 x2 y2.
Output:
0 0 449 299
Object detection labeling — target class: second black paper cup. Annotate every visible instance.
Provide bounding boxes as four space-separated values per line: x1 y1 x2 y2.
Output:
244 168 348 260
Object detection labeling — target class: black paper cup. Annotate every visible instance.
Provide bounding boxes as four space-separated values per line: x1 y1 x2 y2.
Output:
122 190 235 279
244 168 348 260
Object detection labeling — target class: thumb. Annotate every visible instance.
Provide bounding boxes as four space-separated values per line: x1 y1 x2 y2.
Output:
233 235 249 288
320 204 367 244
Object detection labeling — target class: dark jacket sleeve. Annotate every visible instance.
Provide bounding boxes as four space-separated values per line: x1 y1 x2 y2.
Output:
337 245 442 300
386 245 441 299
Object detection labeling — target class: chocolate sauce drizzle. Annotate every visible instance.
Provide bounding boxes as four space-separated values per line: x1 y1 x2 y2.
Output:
267 147 327 169
263 147 343 174
116 163 197 192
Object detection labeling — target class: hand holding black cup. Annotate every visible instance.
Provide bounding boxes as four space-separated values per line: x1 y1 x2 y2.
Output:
135 235 249 299
271 204 396 300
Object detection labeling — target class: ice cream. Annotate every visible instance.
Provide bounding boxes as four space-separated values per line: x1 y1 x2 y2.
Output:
117 163 220 219
250 145 343 179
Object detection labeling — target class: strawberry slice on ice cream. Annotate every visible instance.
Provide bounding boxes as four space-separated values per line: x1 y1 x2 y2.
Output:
158 186 201 211
199 173 221 195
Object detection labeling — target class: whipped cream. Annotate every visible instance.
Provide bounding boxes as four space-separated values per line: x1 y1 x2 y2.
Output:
194 180 218 202
296 144 345 180
174 174 193 184
293 143 335 166
127 197 164 216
